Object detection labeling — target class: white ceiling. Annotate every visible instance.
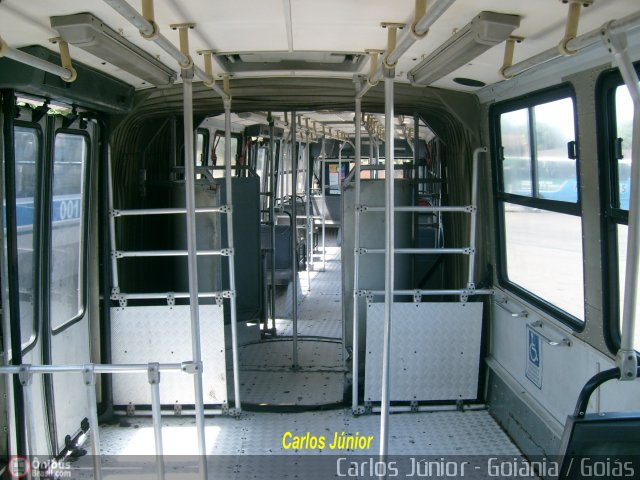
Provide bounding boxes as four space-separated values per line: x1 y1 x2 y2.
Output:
1 0 638 91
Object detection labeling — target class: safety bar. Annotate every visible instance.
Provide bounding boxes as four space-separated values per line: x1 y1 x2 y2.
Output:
0 36 74 80
102 0 229 100
495 297 528 318
1 362 189 374
528 320 571 347
363 289 494 297
359 205 472 213
111 206 230 216
503 10 640 79
573 366 640 418
2 362 197 480
112 249 230 258
113 291 232 301
358 247 472 255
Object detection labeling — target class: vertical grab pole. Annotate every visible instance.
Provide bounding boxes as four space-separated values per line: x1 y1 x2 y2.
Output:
18 366 37 457
107 154 119 294
224 98 243 409
321 155 326 269
83 366 103 480
305 131 312 290
148 363 165 480
604 28 640 379
465 147 488 299
352 91 362 412
379 69 395 461
181 69 209 477
291 110 299 369
268 116 277 330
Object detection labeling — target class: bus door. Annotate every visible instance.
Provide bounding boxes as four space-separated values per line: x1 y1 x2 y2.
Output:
2 96 95 455
47 115 95 455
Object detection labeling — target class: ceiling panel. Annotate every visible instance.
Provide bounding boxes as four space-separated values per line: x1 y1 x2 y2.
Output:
162 0 289 53
290 0 414 52
0 0 638 92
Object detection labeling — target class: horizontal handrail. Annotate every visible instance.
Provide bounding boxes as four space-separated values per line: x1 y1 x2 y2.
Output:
494 296 528 318
113 249 230 258
0 362 194 375
111 206 230 216
362 289 494 297
359 205 473 213
529 320 571 347
357 247 471 255
113 291 232 301
504 11 640 79
0 37 73 79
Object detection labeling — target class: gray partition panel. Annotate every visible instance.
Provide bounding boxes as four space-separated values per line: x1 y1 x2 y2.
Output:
365 302 483 402
111 305 227 406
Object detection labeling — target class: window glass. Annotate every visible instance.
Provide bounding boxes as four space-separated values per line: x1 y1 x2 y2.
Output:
50 133 87 330
500 108 531 196
195 131 206 167
256 147 267 180
503 205 584 320
615 85 633 210
499 98 577 202
212 135 238 178
616 225 640 352
195 131 208 180
534 98 577 202
13 126 39 346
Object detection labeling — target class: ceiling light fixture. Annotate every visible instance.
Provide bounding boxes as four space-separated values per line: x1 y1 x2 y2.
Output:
50 12 176 86
408 11 520 87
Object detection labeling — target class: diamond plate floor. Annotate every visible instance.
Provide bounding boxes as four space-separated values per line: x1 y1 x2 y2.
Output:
228 339 346 407
99 409 521 456
223 242 345 407
272 244 342 339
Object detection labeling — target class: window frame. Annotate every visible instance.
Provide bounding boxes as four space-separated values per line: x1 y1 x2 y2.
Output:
12 120 44 353
212 130 241 166
50 128 92 335
490 84 585 330
596 65 639 353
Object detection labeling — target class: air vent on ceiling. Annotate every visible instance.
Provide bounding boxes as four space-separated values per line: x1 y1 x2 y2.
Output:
214 51 367 73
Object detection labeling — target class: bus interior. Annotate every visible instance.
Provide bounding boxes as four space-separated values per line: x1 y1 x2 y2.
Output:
1 0 640 478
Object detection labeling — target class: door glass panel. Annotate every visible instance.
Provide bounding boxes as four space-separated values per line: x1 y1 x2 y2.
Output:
50 133 87 330
13 126 39 346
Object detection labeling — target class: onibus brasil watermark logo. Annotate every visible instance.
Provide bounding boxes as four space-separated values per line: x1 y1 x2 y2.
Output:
8 456 72 479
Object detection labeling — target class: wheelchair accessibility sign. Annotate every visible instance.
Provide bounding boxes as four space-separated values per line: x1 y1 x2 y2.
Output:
526 326 542 389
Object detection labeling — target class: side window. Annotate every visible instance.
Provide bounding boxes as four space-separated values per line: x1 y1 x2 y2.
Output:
493 88 585 326
602 77 639 353
13 125 40 347
195 128 209 168
50 132 88 331
211 132 238 178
